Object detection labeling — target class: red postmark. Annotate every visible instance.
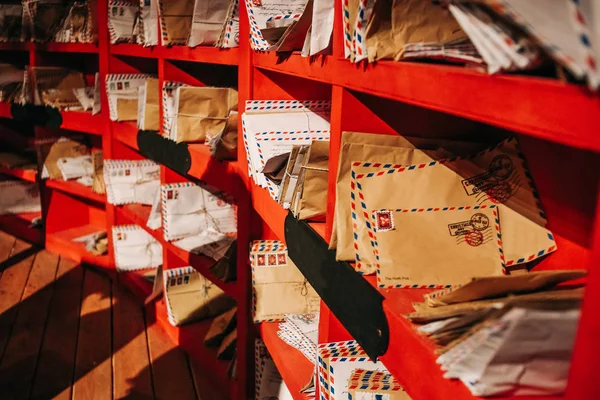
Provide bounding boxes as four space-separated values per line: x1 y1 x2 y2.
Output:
486 181 512 204
465 230 484 247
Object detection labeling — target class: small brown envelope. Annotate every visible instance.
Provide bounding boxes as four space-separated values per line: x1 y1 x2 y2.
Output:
164 266 236 326
174 87 238 143
372 206 505 288
33 67 86 109
158 0 194 45
292 140 329 221
251 241 320 322
138 78 160 130
210 111 239 161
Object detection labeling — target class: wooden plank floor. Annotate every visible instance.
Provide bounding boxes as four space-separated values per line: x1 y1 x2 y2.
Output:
0 231 212 400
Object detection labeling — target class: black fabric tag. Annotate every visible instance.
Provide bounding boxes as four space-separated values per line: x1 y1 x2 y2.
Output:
284 212 389 360
137 130 192 175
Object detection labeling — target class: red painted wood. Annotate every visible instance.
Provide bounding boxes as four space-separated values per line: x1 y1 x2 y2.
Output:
45 179 106 204
45 224 111 269
60 111 104 135
0 166 37 182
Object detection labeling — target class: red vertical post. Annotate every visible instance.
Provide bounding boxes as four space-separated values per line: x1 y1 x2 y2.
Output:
566 182 600 399
325 85 344 242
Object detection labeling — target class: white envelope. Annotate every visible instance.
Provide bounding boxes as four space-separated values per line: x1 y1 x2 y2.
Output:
108 0 138 44
139 0 160 46
216 0 240 48
161 182 236 242
106 74 155 121
112 224 163 271
104 159 160 205
188 0 230 46
244 0 307 50
162 81 189 140
57 155 93 181
0 180 41 215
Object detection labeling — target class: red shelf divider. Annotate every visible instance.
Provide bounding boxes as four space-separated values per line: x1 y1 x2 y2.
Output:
0 166 37 182
46 179 106 204
60 111 105 135
46 224 111 270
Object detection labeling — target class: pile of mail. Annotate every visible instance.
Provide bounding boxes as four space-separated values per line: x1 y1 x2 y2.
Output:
108 0 239 48
330 132 556 289
250 240 320 322
342 0 599 88
107 73 156 122
163 266 236 326
407 270 586 396
255 339 294 400
0 0 97 43
245 0 334 55
36 136 97 186
318 340 406 399
0 179 41 216
104 159 160 206
242 99 330 212
112 224 162 271
161 181 237 262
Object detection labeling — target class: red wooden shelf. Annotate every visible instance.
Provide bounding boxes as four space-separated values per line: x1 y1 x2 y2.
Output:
158 46 239 66
0 102 11 118
259 322 313 400
253 52 334 84
117 203 162 241
187 144 241 196
148 298 234 398
110 43 159 58
0 211 42 244
60 111 104 134
0 165 37 182
37 42 99 53
0 42 33 51
112 121 139 150
46 179 106 204
46 223 111 269
120 269 155 300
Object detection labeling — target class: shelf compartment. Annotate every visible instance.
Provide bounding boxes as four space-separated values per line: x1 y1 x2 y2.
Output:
259 322 313 400
119 268 155 301
46 223 111 269
116 203 162 242
0 211 43 244
112 121 140 150
45 179 105 204
37 42 99 53
187 144 241 196
110 44 159 58
0 165 37 182
253 52 334 84
159 46 239 66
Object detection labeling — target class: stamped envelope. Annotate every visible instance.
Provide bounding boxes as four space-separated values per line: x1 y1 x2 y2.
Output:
371 206 505 288
351 138 555 273
250 240 320 322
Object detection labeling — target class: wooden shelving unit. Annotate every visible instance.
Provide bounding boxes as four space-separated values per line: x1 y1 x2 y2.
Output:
0 1 599 399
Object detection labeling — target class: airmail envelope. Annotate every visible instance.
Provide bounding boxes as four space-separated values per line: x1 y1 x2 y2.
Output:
371 206 505 288
351 138 555 273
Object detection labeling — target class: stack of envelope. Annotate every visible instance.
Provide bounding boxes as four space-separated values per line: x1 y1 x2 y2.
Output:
242 99 331 201
103 159 160 206
36 136 95 186
250 240 320 322
21 0 69 42
30 66 98 111
332 132 557 289
317 340 394 399
163 266 236 326
255 339 294 400
0 4 23 42
108 0 138 44
277 313 319 363
106 74 156 122
112 224 163 272
160 181 237 259
53 0 97 43
244 0 335 55
161 80 188 138
347 369 410 399
0 180 41 216
407 270 586 397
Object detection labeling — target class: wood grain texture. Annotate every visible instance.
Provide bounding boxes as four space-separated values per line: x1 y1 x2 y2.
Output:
0 250 59 399
72 269 113 400
112 283 154 400
188 355 229 400
31 258 83 400
0 239 35 363
146 320 197 400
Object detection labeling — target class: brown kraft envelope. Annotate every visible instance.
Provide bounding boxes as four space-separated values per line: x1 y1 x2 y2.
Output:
141 78 160 130
372 206 504 288
37 137 90 180
175 87 238 143
165 269 236 326
251 247 320 322
33 68 86 109
425 269 587 307
332 131 488 256
116 98 139 121
211 111 239 161
391 0 465 60
350 138 555 272
294 140 329 221
159 0 195 45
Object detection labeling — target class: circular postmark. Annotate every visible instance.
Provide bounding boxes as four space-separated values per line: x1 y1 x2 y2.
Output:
486 181 512 204
465 230 484 247
470 213 490 231
488 155 513 180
